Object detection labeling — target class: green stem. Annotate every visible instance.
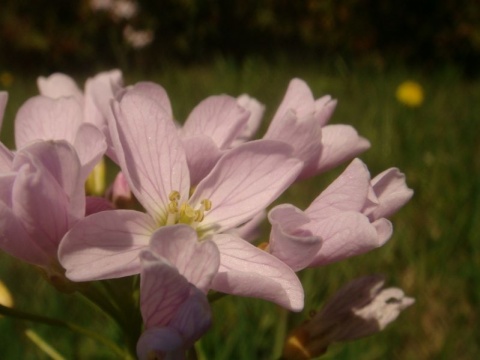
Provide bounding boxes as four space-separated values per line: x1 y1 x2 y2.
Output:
25 329 66 360
0 304 130 359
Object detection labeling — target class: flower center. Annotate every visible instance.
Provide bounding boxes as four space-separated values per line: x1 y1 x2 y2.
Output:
165 190 212 228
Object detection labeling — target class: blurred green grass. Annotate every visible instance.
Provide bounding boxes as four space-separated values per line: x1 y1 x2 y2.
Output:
0 59 479 359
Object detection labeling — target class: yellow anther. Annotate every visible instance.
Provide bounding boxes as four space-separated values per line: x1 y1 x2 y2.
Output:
194 210 204 222
169 191 180 201
201 199 212 211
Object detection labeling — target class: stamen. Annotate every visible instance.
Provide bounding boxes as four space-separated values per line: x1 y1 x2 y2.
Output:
163 191 212 230
201 199 212 211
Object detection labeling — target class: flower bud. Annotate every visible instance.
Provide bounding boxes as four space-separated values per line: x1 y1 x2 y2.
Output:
283 275 414 359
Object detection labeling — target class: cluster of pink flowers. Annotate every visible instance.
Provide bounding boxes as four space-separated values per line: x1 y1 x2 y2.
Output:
0 70 413 359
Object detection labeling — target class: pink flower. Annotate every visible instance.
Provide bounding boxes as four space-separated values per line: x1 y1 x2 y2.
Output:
14 95 106 180
0 140 85 273
37 70 122 161
264 79 370 179
268 159 413 270
59 83 305 311
136 225 218 359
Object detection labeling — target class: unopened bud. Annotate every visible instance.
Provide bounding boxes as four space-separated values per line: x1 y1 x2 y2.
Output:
283 275 414 359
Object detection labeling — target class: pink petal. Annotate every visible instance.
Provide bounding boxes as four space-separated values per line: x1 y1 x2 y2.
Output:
15 96 83 149
149 225 220 292
12 163 70 256
58 210 156 281
110 83 190 222
234 94 265 143
370 168 414 219
182 95 249 149
372 218 393 245
315 95 337 126
211 234 304 311
264 110 322 179
270 78 315 126
136 327 184 360
37 73 83 102
140 251 192 328
231 210 266 242
85 196 114 215
0 172 15 206
181 135 223 186
0 143 13 172
316 124 371 173
306 158 371 221
192 140 302 233
0 91 8 133
169 286 211 343
0 199 51 266
84 69 123 129
74 123 107 179
13 141 85 222
268 204 322 271
305 212 381 267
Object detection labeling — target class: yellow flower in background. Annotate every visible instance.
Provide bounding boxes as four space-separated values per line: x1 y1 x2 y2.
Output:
0 72 14 88
0 280 14 314
396 80 424 107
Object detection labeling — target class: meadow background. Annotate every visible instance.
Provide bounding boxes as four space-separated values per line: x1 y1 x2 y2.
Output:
1 1 479 359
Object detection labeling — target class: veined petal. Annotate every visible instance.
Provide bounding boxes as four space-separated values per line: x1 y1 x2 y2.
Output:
168 287 211 343
193 140 303 233
58 210 156 281
183 95 249 149
110 84 190 222
149 225 220 292
15 96 83 149
316 124 371 173
181 135 223 186
211 234 304 311
268 204 322 271
140 251 192 328
306 158 371 221
305 212 381 267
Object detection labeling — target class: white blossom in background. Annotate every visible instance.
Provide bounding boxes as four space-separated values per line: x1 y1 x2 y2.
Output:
90 0 138 20
90 0 114 12
112 0 138 20
123 25 154 49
